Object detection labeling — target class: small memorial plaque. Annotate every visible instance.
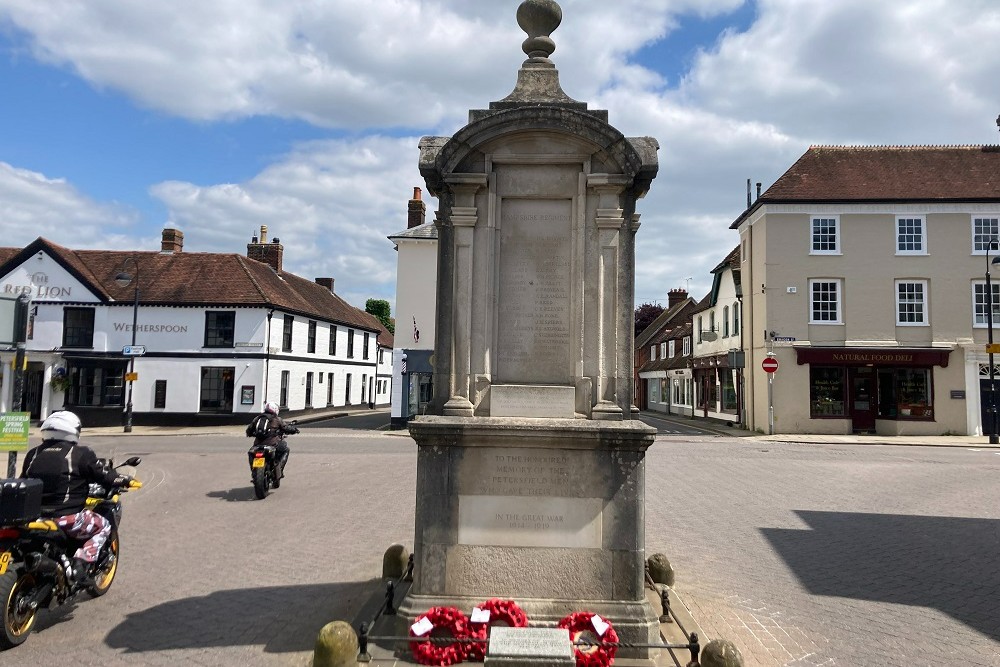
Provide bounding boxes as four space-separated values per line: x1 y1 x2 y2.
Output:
485 627 574 667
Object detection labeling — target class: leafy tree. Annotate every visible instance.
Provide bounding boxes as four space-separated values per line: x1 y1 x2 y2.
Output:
366 298 395 334
634 302 664 337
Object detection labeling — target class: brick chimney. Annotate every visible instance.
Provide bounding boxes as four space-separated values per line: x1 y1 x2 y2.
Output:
247 225 283 272
408 187 426 229
667 288 688 309
315 277 335 293
161 228 184 253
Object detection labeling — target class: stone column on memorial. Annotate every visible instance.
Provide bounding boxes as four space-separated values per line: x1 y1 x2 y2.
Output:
441 177 486 417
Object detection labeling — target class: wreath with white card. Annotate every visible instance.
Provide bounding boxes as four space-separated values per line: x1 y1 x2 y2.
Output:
465 598 529 661
408 606 469 666
558 611 619 667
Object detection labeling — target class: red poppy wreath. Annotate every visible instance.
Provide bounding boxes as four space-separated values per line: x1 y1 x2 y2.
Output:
465 598 529 661
558 611 619 667
409 606 470 666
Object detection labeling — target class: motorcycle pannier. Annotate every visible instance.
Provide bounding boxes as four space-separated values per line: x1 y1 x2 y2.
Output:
0 478 43 523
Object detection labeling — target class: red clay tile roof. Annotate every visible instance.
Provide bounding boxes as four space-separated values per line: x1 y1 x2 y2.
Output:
0 238 381 333
731 145 1000 229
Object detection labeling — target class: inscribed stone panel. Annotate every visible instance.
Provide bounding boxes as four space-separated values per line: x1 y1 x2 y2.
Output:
496 198 573 384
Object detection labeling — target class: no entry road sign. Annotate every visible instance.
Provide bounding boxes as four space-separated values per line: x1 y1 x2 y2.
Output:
762 357 779 373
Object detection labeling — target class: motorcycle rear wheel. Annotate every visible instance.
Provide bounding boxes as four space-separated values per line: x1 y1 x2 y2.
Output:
87 528 119 598
0 569 38 649
252 466 269 499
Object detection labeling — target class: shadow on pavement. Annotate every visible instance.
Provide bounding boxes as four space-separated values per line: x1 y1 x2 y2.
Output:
104 580 378 654
205 487 259 502
762 511 1000 640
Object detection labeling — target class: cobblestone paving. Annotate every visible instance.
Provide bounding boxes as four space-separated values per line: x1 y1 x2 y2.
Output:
646 437 1000 666
5 431 999 666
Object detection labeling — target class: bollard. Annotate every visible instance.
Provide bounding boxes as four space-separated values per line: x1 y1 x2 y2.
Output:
659 586 672 623
382 543 410 579
647 553 676 587
357 622 371 663
384 580 396 616
699 638 744 667
688 632 700 667
312 620 358 667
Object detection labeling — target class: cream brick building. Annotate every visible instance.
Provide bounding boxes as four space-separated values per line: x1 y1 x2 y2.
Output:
731 145 1000 436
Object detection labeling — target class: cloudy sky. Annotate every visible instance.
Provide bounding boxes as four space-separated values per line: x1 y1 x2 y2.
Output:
1 0 998 310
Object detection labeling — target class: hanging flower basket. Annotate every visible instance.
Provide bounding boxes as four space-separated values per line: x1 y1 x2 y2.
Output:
466 598 529 661
409 606 470 666
49 374 72 392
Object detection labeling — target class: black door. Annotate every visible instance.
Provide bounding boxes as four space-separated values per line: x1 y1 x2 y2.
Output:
849 367 876 433
980 377 1000 436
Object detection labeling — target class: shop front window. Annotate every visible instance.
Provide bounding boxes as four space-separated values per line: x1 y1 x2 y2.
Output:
721 371 737 412
896 368 932 418
810 366 847 417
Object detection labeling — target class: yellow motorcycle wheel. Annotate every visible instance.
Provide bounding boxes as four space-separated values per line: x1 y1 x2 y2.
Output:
87 529 119 598
0 569 37 648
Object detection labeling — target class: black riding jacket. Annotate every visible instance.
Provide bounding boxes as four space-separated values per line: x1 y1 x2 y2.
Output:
246 413 296 447
21 440 123 516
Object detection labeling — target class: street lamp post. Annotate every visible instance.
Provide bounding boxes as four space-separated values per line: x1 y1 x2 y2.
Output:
986 242 1000 444
115 257 140 433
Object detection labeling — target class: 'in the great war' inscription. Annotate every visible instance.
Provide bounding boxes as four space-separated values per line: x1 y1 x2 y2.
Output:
497 198 572 384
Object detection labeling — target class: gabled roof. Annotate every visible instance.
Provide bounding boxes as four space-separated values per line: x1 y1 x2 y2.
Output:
0 237 382 333
635 297 696 347
731 145 1000 229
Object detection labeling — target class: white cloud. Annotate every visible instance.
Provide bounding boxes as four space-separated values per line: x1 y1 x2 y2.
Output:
680 0 1000 144
0 162 140 249
149 136 423 308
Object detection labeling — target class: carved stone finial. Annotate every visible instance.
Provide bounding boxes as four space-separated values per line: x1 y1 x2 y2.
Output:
516 0 562 62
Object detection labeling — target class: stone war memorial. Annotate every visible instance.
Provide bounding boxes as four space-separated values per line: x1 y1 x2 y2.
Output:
400 0 662 663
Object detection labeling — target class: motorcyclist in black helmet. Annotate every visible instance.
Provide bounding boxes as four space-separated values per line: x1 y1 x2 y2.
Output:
21 410 135 586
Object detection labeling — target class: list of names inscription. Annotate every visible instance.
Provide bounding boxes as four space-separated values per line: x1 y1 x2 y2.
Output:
497 198 572 384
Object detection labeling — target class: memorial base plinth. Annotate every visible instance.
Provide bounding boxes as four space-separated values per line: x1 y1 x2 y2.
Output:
405 416 658 661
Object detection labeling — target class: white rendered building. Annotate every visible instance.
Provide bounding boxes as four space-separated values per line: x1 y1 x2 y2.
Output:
0 228 390 426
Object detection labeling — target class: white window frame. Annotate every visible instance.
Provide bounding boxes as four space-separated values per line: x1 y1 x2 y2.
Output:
895 279 928 326
732 301 740 338
810 216 841 255
973 281 1000 327
696 316 703 344
722 306 730 337
668 340 675 358
650 344 656 361
895 216 927 255
809 278 843 324
682 336 691 356
660 342 666 358
972 216 1000 254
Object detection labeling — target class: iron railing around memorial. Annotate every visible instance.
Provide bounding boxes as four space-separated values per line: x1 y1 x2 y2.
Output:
355 552 702 665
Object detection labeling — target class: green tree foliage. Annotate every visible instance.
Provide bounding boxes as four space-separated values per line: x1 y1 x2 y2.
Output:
365 298 395 334
634 302 664 337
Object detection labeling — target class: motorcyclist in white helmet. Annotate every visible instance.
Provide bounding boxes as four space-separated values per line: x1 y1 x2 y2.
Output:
246 401 298 481
20 410 135 588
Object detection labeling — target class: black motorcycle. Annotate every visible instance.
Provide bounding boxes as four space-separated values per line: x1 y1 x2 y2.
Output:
247 423 297 499
0 456 142 649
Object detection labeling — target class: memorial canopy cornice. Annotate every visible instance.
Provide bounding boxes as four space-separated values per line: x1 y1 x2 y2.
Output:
419 106 658 199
